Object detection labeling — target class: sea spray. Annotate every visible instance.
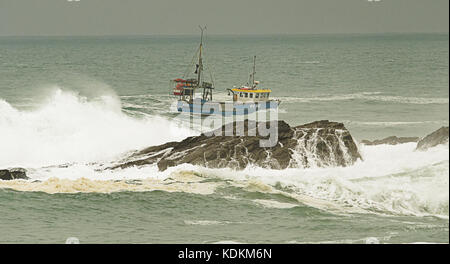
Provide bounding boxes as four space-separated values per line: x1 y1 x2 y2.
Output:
7 142 445 217
0 88 196 168
0 89 447 218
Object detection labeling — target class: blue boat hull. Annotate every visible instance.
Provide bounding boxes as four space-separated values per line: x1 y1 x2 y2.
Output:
177 100 279 116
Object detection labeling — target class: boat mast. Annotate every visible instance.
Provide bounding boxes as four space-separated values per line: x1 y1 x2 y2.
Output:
197 26 205 87
252 55 256 88
197 26 209 100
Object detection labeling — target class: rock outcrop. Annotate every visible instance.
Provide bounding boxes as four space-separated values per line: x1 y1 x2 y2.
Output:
416 126 449 151
361 136 420 146
112 120 362 171
0 168 28 181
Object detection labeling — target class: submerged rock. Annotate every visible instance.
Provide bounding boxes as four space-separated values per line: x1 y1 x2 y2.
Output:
0 168 28 180
113 120 362 171
416 126 449 151
361 136 420 146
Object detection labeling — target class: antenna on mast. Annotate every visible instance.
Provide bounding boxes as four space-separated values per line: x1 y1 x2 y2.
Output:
252 55 256 88
197 25 207 85
199 25 206 45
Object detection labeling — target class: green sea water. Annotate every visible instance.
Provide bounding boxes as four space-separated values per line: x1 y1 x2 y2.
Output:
0 34 448 243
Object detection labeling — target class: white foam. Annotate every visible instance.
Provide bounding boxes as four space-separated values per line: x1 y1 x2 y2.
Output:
212 240 243 244
288 235 392 244
344 120 449 127
1 139 447 217
184 220 232 226
0 88 448 217
278 92 449 105
252 199 299 209
192 143 449 217
0 88 196 168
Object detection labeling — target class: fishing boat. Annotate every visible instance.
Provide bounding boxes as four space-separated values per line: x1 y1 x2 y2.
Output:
226 55 279 115
171 27 279 116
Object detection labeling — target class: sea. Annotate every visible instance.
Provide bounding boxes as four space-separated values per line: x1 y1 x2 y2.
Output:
0 33 448 243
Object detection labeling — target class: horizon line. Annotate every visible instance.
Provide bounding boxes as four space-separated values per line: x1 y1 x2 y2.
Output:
0 31 448 38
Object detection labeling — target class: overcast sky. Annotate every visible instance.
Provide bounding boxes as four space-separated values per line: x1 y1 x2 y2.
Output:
0 0 448 36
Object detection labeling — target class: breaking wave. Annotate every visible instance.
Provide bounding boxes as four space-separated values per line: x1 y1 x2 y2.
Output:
343 120 449 127
0 88 448 219
1 143 447 218
279 92 449 105
0 88 196 168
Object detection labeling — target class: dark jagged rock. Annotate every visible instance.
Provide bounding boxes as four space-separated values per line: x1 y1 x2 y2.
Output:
112 120 362 171
361 136 420 146
416 126 449 151
0 168 28 181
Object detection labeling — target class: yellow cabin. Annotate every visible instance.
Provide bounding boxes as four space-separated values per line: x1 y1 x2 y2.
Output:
229 88 272 102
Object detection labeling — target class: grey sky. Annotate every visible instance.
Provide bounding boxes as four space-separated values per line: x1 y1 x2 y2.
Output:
0 0 448 36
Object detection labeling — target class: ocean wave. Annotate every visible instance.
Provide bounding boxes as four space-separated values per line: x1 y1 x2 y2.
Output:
180 143 449 217
343 120 449 127
297 61 321 64
0 169 219 195
211 240 243 244
184 220 233 225
0 88 196 168
287 235 393 244
252 199 299 209
1 142 448 218
278 92 449 105
0 88 448 218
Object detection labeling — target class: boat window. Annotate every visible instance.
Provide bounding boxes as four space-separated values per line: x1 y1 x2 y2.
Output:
249 93 253 98
267 93 270 98
245 93 248 98
260 93 265 98
255 93 259 98
240 93 243 97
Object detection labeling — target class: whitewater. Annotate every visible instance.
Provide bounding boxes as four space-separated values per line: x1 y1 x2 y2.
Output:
0 88 448 221
0 88 195 167
0 34 448 243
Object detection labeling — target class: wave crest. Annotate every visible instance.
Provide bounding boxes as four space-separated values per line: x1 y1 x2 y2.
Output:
0 88 195 168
